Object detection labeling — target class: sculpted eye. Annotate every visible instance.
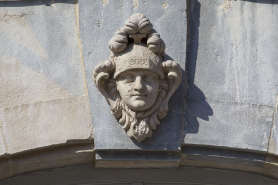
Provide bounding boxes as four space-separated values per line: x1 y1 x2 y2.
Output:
122 74 134 82
144 74 156 82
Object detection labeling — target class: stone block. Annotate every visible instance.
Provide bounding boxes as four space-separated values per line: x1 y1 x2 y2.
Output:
9 143 94 180
181 146 265 174
0 96 93 154
79 0 187 151
0 143 94 181
184 0 278 152
0 0 85 110
187 0 278 107
0 157 10 180
95 151 180 169
184 98 273 151
2 165 278 185
0 0 93 159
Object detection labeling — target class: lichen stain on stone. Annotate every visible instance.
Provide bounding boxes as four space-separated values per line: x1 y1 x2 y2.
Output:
0 55 74 110
50 0 55 7
268 134 276 154
97 21 102 27
162 3 168 8
74 1 89 96
219 0 231 13
0 119 9 155
133 0 139 9
102 0 108 6
267 95 278 154
0 11 48 59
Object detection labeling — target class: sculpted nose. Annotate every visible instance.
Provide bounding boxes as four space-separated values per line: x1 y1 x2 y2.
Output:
134 76 144 91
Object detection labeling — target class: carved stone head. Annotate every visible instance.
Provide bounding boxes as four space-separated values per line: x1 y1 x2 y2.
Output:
93 13 182 142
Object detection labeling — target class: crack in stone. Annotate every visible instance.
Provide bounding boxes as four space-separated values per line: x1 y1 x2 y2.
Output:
74 0 93 132
0 96 87 111
267 95 278 154
0 117 12 178
0 119 9 154
74 0 89 97
186 96 275 108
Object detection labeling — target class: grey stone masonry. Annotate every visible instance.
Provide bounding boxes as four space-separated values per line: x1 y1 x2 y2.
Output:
79 0 186 167
184 0 278 152
79 0 186 150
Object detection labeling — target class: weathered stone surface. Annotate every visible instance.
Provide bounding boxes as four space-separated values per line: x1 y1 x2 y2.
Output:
10 143 94 178
184 0 278 151
80 0 186 150
0 96 93 154
2 165 278 185
95 151 180 169
181 146 265 174
184 99 273 151
267 98 278 155
0 0 85 110
0 130 6 156
1 0 278 181
0 157 10 180
187 0 278 106
0 55 74 109
0 143 94 181
0 0 93 156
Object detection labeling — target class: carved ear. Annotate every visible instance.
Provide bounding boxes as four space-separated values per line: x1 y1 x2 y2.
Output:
158 60 182 119
93 60 116 107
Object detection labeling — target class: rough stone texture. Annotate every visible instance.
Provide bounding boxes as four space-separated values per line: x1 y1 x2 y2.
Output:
2 165 278 185
268 97 278 155
187 0 278 106
184 99 273 151
0 0 84 111
184 0 278 151
0 0 93 155
181 146 266 175
0 96 93 154
95 151 180 168
0 130 6 156
0 143 94 180
1 0 278 182
80 0 186 150
0 55 75 109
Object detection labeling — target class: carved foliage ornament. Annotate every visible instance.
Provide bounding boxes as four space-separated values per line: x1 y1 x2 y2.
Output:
93 13 182 142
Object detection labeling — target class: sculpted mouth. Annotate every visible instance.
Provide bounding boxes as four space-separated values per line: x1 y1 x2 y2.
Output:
132 93 146 96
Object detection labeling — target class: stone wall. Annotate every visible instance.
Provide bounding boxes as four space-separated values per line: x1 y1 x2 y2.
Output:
0 0 278 183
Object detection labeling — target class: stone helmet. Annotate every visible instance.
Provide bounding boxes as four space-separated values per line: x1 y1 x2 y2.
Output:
108 13 166 79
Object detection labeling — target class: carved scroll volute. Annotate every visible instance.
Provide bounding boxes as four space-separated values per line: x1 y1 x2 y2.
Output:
93 60 116 108
158 60 182 119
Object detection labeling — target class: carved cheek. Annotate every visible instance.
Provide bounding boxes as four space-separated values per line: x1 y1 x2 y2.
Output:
127 84 133 93
146 84 153 93
146 80 159 94
118 82 133 97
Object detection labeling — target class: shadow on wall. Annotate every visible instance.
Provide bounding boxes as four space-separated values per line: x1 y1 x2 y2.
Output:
234 0 278 4
0 0 76 7
183 0 278 136
0 0 278 7
184 0 213 136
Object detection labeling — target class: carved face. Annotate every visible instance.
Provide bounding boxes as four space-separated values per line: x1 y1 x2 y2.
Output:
116 69 160 111
93 13 182 142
